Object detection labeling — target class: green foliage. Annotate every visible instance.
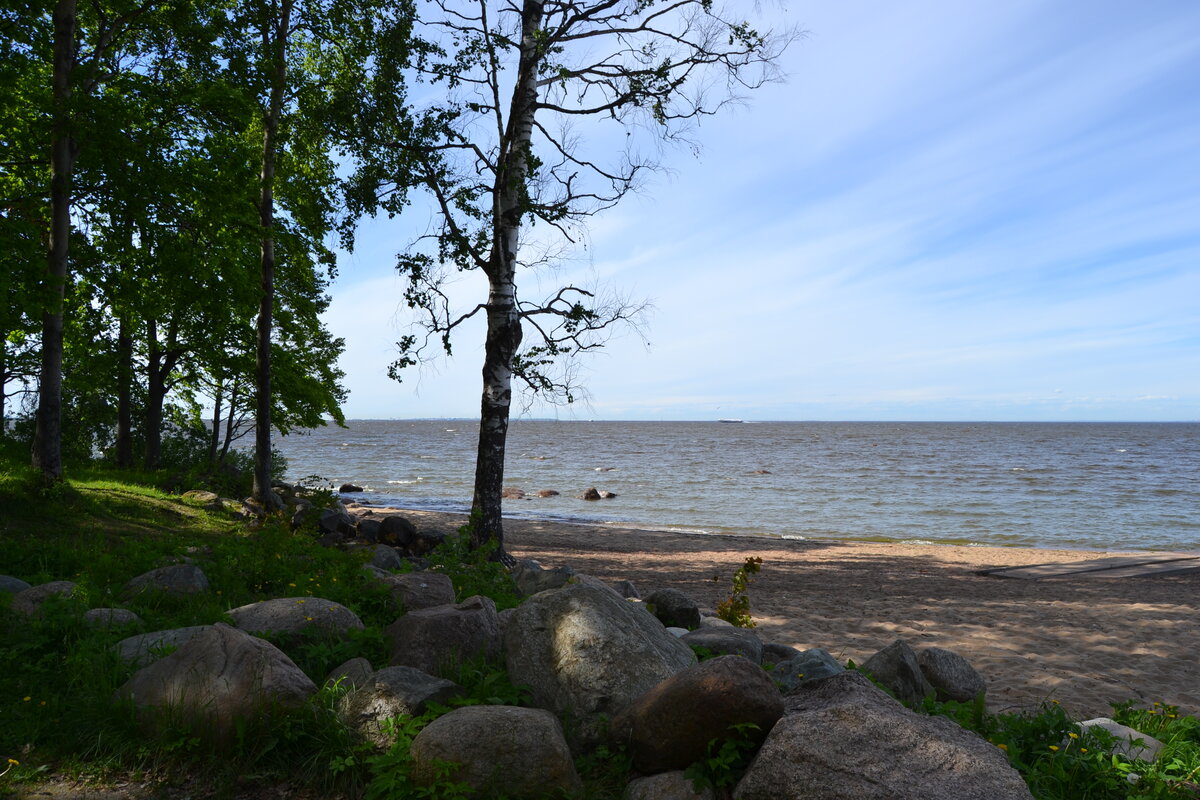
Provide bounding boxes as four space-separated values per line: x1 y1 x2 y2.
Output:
714 556 763 628
683 722 763 791
920 697 1200 800
428 524 522 610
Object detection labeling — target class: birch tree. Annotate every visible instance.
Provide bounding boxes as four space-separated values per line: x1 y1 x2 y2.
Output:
374 0 794 556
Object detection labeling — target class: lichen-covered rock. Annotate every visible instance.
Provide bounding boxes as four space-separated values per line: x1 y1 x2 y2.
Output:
324 657 374 690
122 565 209 598
1077 717 1165 762
115 626 212 667
378 515 418 548
0 575 32 594
228 597 364 639
116 623 316 735
410 705 581 799
761 642 802 666
182 490 219 503
613 655 783 774
10 581 77 616
512 559 575 596
774 648 845 692
337 666 463 748
84 608 142 628
385 595 501 675
918 646 986 703
644 588 701 630
369 544 404 571
625 771 715 800
679 627 763 663
733 671 1032 800
504 582 696 746
380 571 456 612
861 638 935 706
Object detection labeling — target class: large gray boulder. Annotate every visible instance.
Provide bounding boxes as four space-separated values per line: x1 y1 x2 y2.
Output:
369 544 405 571
10 581 77 616
410 705 581 799
1077 717 1165 762
336 666 463 748
0 575 32 594
774 648 845 693
504 582 697 745
613 655 783 774
324 657 374 690
83 608 142 629
385 595 501 675
380 571 456 612
122 565 209 598
760 642 802 666
679 627 763 663
625 771 715 800
644 588 701 629
860 638 935 707
512 559 576 596
116 623 316 735
733 671 1033 800
115 626 212 667
378 515 418 548
228 597 364 639
918 646 986 703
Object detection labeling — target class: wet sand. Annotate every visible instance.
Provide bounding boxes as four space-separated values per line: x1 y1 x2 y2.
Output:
363 506 1200 720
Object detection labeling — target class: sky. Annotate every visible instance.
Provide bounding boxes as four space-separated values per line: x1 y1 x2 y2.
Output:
323 0 1200 422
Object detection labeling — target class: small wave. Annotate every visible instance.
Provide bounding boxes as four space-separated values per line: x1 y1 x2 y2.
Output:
386 480 419 485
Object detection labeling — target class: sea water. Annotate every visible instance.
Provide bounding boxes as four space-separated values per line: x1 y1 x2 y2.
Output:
273 420 1200 552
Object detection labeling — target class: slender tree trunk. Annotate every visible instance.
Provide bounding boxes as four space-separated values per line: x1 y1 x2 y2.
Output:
115 315 133 467
219 379 239 463
208 378 223 464
252 0 294 512
469 0 544 556
144 319 163 469
32 0 77 483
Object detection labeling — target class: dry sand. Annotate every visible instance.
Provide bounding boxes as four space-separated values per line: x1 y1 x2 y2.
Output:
363 506 1199 721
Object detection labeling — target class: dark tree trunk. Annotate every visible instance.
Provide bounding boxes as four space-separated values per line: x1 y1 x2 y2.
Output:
115 315 133 468
144 319 163 469
468 0 544 556
143 318 179 470
252 0 294 512
208 379 223 464
32 0 77 483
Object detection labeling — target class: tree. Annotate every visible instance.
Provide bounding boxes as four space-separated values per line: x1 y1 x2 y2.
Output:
376 0 794 556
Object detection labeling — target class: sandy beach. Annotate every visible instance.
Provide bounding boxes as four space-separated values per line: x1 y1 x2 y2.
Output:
365 506 1200 721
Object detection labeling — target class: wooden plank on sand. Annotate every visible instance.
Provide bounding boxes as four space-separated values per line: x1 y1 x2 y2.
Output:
978 554 1200 580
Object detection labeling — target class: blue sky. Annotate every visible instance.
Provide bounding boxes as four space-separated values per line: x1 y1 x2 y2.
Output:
324 0 1200 422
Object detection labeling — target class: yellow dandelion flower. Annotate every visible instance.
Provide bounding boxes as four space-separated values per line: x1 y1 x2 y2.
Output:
1051 699 1060 705
1068 732 1079 739
288 582 296 587
997 743 1008 751
7 758 19 766
22 697 31 702
1049 745 1059 752
305 617 313 622
1080 748 1088 754
1168 714 1178 719
1153 702 1162 707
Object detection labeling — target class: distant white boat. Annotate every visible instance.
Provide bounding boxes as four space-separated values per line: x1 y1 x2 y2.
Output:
717 418 745 423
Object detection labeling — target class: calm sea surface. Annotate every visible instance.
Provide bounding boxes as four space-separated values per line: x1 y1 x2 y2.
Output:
273 420 1200 552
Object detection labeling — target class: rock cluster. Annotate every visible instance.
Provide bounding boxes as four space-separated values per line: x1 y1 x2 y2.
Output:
0 491 1170 800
